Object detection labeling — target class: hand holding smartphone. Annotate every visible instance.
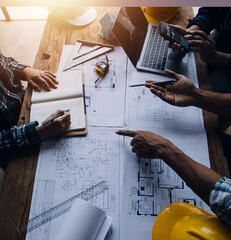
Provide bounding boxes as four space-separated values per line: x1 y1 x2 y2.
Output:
159 21 190 52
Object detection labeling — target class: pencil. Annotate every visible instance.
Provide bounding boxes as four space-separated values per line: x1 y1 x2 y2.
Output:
129 79 177 87
77 39 115 49
38 109 70 128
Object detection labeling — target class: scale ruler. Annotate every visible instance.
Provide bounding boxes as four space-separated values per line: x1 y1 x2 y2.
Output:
17 181 109 237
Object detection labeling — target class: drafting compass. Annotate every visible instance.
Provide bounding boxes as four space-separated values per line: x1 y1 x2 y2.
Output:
94 54 109 85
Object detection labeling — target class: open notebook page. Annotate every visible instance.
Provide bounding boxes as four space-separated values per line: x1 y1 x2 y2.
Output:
30 98 85 131
31 71 83 104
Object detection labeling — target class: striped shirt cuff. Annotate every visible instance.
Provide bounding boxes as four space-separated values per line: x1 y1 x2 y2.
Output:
209 177 231 225
19 121 40 146
14 63 29 73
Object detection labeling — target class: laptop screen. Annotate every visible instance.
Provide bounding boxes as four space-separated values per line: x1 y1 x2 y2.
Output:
112 7 148 67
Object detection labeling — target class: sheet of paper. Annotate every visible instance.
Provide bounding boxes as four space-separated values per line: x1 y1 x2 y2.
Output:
55 198 111 240
30 98 85 130
120 126 211 240
31 71 83 104
27 47 211 240
58 46 127 127
26 129 122 240
125 52 204 130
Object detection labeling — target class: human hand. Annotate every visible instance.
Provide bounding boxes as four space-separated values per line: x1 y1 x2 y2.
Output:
22 67 58 91
36 109 71 140
184 30 217 63
145 69 197 107
116 130 175 159
166 24 189 53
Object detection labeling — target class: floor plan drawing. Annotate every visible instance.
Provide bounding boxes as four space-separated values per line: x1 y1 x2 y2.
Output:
125 54 204 130
119 127 211 240
59 46 127 127
26 129 122 240
27 48 212 240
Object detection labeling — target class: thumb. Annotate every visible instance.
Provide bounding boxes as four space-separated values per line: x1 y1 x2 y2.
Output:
164 69 181 81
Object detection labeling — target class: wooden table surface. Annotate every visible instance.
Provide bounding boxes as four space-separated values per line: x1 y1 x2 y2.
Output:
0 7 230 239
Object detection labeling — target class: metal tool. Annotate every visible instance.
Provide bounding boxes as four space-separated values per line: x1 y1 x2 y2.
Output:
17 181 109 237
95 55 109 85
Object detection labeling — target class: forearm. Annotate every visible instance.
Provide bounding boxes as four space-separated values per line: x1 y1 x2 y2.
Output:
209 51 230 69
187 24 201 31
193 88 231 118
0 122 40 163
161 144 221 204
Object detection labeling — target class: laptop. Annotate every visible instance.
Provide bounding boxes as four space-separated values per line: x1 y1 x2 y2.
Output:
112 7 188 75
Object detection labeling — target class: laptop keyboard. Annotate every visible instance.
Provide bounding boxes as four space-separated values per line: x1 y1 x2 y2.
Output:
141 25 169 71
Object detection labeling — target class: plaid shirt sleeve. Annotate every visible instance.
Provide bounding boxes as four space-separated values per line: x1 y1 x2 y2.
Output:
1 54 28 73
209 177 231 225
0 121 41 168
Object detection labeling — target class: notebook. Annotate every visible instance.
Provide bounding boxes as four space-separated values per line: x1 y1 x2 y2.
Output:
30 70 87 136
112 7 188 75
55 198 113 240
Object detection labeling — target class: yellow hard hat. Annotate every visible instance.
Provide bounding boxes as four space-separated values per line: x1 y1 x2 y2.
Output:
142 7 181 24
152 202 231 240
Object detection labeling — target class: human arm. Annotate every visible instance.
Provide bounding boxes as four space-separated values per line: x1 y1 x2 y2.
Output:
16 67 58 92
145 69 231 118
0 53 58 91
0 110 71 166
184 30 230 68
115 130 222 205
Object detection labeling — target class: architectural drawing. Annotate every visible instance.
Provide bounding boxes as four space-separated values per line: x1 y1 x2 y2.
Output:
26 129 122 240
119 127 211 240
59 46 127 127
125 53 204 129
27 48 212 240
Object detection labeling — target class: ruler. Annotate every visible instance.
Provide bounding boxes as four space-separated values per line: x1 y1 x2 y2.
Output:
63 46 113 71
17 181 109 237
63 42 82 71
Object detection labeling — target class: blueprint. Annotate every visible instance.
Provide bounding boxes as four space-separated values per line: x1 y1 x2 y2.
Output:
26 129 122 240
125 52 204 129
27 47 212 240
119 126 210 239
58 45 127 127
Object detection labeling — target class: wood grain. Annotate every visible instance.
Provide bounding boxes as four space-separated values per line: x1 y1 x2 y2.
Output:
0 7 229 240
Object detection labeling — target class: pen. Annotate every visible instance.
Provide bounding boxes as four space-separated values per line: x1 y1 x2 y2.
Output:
129 79 177 87
38 109 70 128
77 39 115 49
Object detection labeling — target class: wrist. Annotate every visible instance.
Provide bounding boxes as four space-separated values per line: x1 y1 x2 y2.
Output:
157 140 179 160
36 126 47 140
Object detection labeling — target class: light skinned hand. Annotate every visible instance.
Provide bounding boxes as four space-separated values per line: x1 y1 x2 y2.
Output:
184 30 217 64
22 67 58 91
144 69 197 107
36 109 71 140
116 130 175 159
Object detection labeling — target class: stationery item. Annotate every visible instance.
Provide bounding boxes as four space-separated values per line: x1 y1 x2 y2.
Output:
73 45 101 60
55 198 113 240
30 70 87 135
129 79 177 87
37 109 70 128
64 46 113 71
77 39 115 49
64 42 82 71
17 181 109 237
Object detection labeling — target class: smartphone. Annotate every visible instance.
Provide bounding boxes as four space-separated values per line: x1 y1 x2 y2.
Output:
159 21 190 52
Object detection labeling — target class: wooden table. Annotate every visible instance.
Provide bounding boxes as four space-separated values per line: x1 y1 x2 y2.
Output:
0 7 229 239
